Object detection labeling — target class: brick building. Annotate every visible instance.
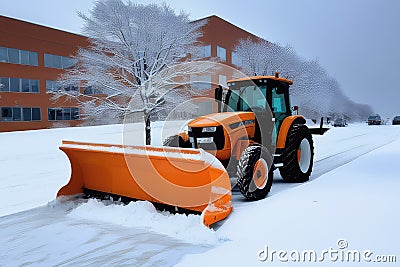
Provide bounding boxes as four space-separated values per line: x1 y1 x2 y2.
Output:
0 15 260 132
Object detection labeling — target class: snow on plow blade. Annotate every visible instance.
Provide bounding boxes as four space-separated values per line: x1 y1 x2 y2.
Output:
57 140 232 226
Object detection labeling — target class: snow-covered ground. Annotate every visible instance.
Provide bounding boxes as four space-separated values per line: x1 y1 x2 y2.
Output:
1 122 399 266
180 124 400 266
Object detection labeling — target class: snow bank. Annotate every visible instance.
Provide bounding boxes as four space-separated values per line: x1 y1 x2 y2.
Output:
1 198 211 267
68 199 223 245
177 126 400 266
0 125 121 217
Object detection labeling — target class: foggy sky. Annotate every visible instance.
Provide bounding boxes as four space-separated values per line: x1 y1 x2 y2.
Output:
1 0 399 118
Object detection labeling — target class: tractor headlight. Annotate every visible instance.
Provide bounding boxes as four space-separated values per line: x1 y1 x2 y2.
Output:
197 137 214 144
202 126 217 133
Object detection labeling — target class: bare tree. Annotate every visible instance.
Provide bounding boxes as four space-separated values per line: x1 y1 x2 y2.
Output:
54 0 210 145
235 38 300 78
234 38 373 121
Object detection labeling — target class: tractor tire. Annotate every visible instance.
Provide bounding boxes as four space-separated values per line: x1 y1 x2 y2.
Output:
237 145 274 200
163 134 191 148
279 124 314 183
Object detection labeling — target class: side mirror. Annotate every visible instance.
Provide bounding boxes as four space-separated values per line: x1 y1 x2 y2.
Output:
215 85 223 112
215 85 223 102
292 105 298 115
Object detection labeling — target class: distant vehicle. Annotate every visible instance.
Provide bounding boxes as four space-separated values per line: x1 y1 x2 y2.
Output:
392 116 400 125
368 114 382 125
333 118 348 127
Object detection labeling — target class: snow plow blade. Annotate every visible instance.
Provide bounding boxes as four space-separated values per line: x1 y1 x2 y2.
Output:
57 140 232 227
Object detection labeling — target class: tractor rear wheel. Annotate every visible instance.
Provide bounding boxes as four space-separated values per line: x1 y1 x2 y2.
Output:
163 134 191 148
279 124 314 182
237 145 273 200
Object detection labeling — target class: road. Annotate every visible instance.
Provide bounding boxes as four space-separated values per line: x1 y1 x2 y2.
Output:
1 124 399 266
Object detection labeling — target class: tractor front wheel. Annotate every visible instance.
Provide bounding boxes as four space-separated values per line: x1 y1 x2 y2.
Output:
237 145 274 200
279 124 314 183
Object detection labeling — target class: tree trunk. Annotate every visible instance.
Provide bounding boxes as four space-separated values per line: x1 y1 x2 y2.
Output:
145 113 151 145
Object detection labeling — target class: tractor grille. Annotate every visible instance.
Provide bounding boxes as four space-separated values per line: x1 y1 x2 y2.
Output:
188 126 225 150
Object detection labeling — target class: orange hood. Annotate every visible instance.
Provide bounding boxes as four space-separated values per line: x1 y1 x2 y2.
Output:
188 112 255 128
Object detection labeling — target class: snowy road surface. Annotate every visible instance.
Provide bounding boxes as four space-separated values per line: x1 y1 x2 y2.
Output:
1 123 399 266
1 202 210 266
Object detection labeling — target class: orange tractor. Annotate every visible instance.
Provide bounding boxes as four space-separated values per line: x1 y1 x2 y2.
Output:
57 75 314 226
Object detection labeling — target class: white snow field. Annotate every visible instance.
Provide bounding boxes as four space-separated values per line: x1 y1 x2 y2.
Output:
1 122 399 266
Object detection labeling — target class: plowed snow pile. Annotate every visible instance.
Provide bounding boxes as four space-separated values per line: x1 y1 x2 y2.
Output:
68 199 222 245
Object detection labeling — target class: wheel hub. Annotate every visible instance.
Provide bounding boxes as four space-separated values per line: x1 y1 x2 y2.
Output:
253 158 268 189
298 138 311 173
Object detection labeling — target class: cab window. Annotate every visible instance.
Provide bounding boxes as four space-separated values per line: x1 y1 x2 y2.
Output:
271 87 287 113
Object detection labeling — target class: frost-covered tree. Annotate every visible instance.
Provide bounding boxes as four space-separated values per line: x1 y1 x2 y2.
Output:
54 0 209 145
235 38 330 116
234 38 373 121
235 38 300 78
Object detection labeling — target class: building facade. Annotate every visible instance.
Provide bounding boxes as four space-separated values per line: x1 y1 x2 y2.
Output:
188 15 260 116
0 15 259 132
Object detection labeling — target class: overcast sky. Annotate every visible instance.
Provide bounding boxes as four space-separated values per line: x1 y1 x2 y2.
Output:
1 0 399 117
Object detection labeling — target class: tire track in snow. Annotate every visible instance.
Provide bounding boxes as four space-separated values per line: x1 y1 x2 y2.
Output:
230 126 400 209
0 202 210 266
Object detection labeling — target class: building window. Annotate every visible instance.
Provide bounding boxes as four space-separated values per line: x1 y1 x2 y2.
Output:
32 108 41 121
0 77 40 93
10 78 20 92
44 53 77 69
8 48 19 64
0 107 41 121
46 80 78 93
46 80 59 92
63 85 79 92
218 75 227 87
1 107 14 121
83 85 103 95
231 51 243 67
48 107 79 121
0 77 10 92
20 50 30 65
217 46 226 62
195 101 213 115
62 57 77 69
22 108 31 121
190 75 212 90
200 45 211 58
0 47 7 62
0 46 38 66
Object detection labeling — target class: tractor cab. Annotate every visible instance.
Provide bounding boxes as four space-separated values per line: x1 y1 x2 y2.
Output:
215 75 294 146
224 75 293 131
